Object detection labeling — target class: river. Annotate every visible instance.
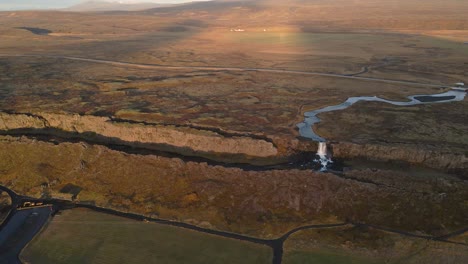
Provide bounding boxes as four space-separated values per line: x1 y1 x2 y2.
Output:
296 89 466 170
297 89 466 142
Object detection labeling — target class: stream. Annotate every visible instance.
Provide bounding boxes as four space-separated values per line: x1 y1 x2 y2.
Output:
297 89 466 142
296 89 467 170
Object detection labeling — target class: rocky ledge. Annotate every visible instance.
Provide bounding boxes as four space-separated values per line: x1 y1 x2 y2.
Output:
331 141 468 176
0 112 278 165
1 111 467 173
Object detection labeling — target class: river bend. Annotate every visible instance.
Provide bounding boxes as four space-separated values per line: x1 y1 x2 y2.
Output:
297 90 466 142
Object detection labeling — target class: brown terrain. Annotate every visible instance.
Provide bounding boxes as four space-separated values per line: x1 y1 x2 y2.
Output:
0 190 12 225
0 0 467 262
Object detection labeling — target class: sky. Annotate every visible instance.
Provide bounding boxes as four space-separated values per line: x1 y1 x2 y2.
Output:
0 0 204 10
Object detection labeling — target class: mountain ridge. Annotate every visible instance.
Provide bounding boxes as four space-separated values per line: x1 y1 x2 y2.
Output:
65 0 170 12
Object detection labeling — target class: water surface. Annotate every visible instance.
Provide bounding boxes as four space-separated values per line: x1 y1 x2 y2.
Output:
297 90 466 142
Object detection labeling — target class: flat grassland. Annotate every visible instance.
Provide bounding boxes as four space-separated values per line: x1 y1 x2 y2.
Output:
21 208 272 264
283 226 468 264
1 1 467 262
2 135 466 239
0 1 466 146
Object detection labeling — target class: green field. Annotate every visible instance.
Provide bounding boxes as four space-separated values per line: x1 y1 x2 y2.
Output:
21 208 272 264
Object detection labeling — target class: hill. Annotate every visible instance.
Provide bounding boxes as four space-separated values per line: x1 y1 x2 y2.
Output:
66 0 169 12
143 0 468 30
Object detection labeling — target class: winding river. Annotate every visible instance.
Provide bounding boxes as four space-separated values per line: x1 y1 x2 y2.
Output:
296 89 467 170
297 89 467 142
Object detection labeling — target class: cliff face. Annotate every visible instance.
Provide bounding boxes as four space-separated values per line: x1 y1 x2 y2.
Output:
0 135 466 238
0 112 278 164
1 112 467 172
314 100 468 172
331 141 468 172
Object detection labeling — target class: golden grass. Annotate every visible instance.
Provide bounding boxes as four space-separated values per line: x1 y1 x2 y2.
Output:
21 208 272 264
283 226 468 264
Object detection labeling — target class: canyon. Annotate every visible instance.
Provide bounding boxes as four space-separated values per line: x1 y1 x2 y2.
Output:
0 0 467 262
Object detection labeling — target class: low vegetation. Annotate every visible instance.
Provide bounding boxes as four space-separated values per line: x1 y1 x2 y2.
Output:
0 191 12 225
0 0 467 262
21 208 272 264
283 226 468 263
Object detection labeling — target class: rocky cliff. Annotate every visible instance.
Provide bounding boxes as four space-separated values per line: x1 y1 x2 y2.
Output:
331 141 468 174
0 135 466 238
2 111 467 172
0 112 278 164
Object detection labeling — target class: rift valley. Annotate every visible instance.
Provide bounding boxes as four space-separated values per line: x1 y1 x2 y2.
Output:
0 0 467 263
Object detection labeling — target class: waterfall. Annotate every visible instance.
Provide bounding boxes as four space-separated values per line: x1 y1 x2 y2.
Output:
317 142 328 157
316 142 332 171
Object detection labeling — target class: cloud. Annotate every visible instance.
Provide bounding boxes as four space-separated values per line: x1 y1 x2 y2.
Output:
0 0 81 10
0 0 208 10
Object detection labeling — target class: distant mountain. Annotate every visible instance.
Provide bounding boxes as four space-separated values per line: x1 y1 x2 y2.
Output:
65 1 170 12
141 0 468 31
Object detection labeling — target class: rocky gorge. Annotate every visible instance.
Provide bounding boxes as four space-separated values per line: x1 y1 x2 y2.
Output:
1 110 467 173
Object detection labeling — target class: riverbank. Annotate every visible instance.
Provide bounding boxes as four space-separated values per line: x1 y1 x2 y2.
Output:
297 89 466 142
1 108 467 173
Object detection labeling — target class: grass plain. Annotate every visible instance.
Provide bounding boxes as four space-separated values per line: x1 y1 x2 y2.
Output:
1 135 466 238
21 208 272 264
0 0 467 262
0 2 466 145
283 225 468 264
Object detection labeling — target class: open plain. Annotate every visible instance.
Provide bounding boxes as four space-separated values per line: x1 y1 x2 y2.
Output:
0 0 467 263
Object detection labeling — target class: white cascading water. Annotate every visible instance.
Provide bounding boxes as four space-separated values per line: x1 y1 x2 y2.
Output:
316 142 333 171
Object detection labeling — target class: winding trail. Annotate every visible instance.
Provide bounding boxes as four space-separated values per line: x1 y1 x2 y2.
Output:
0 54 456 88
0 187 53 264
345 66 369 76
67 203 468 263
0 185 466 264
1 54 467 262
0 186 18 204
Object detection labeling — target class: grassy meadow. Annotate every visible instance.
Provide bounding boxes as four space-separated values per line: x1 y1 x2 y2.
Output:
21 208 272 264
